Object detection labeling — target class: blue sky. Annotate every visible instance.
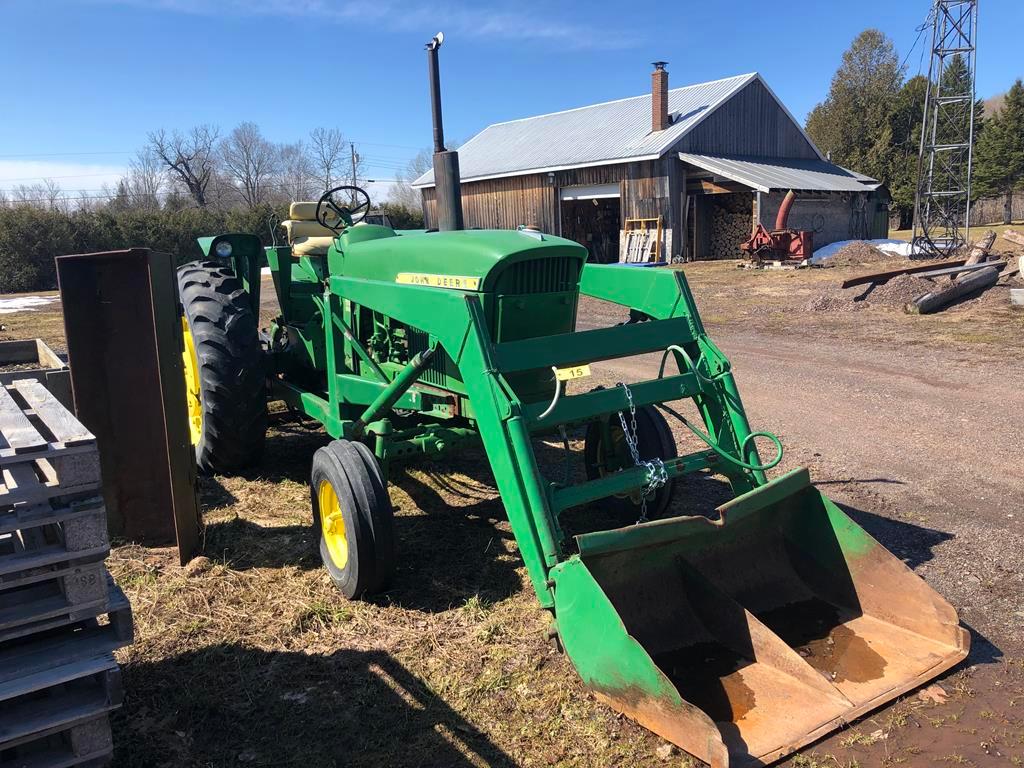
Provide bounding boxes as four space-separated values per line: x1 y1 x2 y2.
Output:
0 0 1020 199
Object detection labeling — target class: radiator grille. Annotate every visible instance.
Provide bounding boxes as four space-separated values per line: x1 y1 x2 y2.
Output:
494 257 581 295
407 328 447 386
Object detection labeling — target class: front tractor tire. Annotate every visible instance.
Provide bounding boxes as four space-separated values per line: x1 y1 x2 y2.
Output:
311 440 396 599
178 261 266 475
584 404 678 519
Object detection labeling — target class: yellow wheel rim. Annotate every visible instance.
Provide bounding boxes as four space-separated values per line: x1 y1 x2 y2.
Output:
181 317 203 446
318 479 349 569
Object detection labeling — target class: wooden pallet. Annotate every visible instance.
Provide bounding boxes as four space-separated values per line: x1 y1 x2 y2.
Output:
0 380 101 509
0 571 128 646
0 340 73 413
0 713 113 768
0 497 109 586
0 639 124 768
0 661 121 746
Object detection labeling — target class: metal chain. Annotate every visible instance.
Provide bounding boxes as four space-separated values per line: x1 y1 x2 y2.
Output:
615 383 668 524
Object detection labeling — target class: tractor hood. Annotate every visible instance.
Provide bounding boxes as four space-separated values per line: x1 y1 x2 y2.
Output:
329 228 587 294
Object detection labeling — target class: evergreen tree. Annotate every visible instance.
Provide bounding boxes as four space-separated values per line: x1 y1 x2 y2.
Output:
885 75 928 228
973 79 1024 224
806 29 904 183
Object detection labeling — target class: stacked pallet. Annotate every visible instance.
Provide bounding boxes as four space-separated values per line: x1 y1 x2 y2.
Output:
0 380 131 768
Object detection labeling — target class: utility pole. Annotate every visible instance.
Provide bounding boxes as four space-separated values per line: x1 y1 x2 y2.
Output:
912 0 979 256
350 143 359 187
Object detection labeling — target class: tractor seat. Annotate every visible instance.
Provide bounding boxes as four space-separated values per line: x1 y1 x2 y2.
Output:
281 201 339 257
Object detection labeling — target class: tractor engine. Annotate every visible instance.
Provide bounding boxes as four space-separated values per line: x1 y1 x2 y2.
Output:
323 225 586 406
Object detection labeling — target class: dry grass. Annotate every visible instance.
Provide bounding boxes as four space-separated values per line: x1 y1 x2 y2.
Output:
889 221 1024 256
0 290 66 353
106 424 670 767
674 258 1024 359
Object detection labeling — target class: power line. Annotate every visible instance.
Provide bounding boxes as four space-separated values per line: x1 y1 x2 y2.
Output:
0 139 424 161
899 6 935 75
0 178 402 201
0 151 132 159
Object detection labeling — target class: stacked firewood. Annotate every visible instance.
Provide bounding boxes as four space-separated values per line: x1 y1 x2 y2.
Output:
708 198 751 260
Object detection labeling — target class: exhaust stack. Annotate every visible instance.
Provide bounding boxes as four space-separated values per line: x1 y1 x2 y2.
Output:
426 33 463 231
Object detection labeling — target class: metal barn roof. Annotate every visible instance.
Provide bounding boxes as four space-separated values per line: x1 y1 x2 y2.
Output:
413 72 824 188
678 153 881 193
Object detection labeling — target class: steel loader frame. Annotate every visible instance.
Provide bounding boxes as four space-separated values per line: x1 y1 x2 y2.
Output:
261 249 756 607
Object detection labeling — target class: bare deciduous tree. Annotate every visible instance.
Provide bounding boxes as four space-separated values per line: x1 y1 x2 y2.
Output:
149 125 219 207
276 141 316 202
12 179 67 212
389 148 432 211
126 148 164 210
309 127 348 192
220 122 279 209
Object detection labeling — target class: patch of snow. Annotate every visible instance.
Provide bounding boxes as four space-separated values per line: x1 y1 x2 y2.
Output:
0 296 58 314
811 238 914 264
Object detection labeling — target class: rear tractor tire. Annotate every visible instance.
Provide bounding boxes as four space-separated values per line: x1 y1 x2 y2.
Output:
584 404 677 519
178 261 266 474
311 440 396 599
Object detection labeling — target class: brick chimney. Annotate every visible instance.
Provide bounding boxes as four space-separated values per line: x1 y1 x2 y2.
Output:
652 61 669 132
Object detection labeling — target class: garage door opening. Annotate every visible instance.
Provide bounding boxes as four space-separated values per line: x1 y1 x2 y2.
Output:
559 184 621 264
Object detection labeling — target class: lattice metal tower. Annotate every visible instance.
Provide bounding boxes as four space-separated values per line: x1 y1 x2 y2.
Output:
912 0 979 256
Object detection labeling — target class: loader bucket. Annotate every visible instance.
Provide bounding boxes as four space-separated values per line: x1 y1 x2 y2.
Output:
552 468 968 767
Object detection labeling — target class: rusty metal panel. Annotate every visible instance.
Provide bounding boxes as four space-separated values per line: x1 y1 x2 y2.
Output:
55 249 200 564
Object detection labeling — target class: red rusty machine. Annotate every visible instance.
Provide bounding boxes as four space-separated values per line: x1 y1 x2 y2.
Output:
740 189 812 263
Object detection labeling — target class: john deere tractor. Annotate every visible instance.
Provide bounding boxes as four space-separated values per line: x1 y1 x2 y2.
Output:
174 182 967 766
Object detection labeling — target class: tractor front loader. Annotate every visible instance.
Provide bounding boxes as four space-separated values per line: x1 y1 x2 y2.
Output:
174 187 967 766
170 33 965 767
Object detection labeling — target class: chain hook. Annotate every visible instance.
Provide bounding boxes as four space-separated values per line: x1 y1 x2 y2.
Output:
615 383 668 525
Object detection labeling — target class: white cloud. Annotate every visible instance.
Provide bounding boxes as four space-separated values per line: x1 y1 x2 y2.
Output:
0 160 127 198
98 0 638 50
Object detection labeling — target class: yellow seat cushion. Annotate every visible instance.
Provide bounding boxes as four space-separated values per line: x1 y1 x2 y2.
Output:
282 219 337 240
290 236 337 257
280 218 337 257
289 201 343 226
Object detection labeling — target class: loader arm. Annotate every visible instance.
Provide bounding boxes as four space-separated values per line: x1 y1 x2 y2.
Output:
329 263 774 607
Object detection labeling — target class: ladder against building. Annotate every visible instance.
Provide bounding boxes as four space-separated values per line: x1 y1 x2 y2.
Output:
622 217 664 264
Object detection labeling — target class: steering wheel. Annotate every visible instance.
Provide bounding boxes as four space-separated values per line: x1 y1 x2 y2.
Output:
316 185 371 232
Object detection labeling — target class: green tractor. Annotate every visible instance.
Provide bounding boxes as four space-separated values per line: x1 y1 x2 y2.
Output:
175 185 967 766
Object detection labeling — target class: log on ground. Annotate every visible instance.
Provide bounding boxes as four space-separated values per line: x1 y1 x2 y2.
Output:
905 266 1001 314
963 230 997 266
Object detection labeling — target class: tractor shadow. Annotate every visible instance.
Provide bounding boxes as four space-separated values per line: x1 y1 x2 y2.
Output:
388 449 522 613
112 645 517 768
201 516 317 571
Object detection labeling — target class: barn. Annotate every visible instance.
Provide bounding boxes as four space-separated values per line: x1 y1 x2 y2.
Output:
413 65 889 263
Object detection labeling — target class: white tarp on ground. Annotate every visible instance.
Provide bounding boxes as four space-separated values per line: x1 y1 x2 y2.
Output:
0 296 58 314
810 239 914 263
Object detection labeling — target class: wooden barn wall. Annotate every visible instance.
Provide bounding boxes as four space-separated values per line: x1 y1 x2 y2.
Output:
421 175 557 232
674 79 820 160
421 159 686 258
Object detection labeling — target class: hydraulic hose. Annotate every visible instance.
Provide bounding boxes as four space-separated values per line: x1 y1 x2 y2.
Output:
658 344 729 385
657 403 784 472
